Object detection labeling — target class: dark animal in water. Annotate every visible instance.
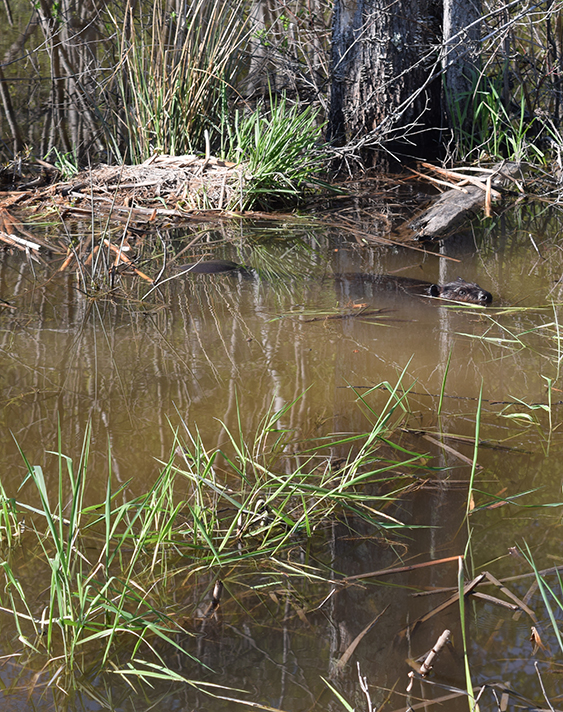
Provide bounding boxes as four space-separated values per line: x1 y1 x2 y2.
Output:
176 261 493 306
428 277 492 305
335 274 493 306
175 259 246 274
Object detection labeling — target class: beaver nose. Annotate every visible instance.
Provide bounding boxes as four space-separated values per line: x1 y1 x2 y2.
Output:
480 290 493 305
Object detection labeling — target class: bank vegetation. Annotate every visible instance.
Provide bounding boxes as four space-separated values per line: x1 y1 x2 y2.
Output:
0 0 563 211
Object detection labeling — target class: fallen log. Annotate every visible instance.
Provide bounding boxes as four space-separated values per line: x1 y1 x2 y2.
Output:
408 162 523 240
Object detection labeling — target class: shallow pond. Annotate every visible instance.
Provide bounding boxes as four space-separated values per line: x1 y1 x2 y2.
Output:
1 202 563 711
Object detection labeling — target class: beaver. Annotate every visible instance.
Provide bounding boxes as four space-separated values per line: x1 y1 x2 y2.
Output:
176 261 493 305
174 259 248 275
334 274 493 306
429 277 492 305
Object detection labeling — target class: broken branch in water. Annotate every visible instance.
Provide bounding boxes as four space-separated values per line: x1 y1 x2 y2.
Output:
406 629 451 692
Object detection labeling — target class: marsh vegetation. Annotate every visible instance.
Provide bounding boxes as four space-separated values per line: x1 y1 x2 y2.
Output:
3 1 563 711
2 0 563 188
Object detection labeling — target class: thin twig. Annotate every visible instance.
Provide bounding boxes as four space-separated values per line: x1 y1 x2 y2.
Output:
535 661 556 712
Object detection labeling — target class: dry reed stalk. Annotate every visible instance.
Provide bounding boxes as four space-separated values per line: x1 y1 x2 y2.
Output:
57 252 75 271
83 245 100 267
102 238 152 282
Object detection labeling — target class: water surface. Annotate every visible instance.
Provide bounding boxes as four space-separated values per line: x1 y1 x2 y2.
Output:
0 206 562 710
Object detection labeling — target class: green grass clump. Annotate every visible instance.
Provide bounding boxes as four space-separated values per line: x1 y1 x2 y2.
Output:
0 385 423 692
446 71 547 164
225 95 330 209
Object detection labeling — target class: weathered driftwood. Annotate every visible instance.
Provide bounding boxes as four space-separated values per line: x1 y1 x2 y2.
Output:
408 162 523 240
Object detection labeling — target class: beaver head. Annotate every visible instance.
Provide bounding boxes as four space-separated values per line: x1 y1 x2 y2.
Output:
429 277 492 306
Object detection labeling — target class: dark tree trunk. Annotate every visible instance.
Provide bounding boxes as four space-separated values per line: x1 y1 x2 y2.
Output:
328 0 442 161
442 0 481 131
245 0 273 97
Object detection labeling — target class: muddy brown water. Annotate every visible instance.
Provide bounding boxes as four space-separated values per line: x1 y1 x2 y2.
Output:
1 211 563 710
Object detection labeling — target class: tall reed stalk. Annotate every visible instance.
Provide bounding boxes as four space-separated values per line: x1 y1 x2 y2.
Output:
114 0 249 162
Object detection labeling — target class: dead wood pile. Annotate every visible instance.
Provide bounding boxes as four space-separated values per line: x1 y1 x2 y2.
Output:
65 154 242 210
1 154 245 221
